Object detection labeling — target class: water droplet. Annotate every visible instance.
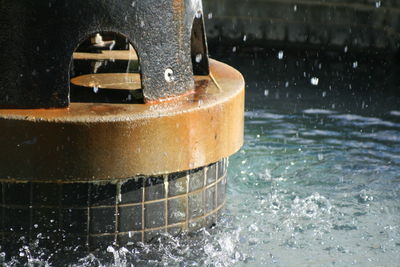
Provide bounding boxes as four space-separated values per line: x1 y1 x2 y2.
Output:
278 50 284 60
93 86 99 93
92 33 103 45
344 46 348 53
34 224 38 229
232 46 237 52
207 12 213 19
195 53 203 63
243 35 247 42
293 5 297 11
375 1 381 8
310 77 319 86
195 11 202 19
264 90 269 96
107 246 115 253
353 61 358 68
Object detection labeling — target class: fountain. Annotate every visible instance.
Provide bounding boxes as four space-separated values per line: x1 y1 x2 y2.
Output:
0 0 399 266
0 0 244 260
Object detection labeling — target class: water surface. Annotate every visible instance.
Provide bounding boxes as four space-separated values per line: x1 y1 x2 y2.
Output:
222 48 400 266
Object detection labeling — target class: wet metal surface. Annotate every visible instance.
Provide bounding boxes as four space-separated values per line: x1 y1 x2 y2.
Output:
71 73 142 91
73 50 138 61
0 60 244 181
0 0 209 108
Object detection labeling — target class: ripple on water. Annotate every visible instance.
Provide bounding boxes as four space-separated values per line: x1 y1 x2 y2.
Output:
329 114 400 128
389 110 400 117
303 109 337 114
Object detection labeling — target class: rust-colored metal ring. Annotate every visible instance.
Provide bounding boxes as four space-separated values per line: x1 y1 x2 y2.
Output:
0 60 244 181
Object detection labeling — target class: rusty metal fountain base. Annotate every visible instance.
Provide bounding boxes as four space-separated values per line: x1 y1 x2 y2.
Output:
0 60 244 253
0 160 228 253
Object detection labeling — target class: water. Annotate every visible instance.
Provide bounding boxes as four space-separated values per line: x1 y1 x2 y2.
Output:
222 48 400 266
2 49 400 266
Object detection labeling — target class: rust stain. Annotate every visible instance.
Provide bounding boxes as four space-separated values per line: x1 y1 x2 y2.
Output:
0 60 245 181
171 0 185 13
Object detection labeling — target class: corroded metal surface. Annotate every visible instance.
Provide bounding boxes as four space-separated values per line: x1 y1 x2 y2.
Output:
0 60 244 181
0 0 209 108
73 50 139 61
71 73 142 90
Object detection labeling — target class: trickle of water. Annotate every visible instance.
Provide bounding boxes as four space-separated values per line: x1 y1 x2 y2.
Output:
278 50 284 60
